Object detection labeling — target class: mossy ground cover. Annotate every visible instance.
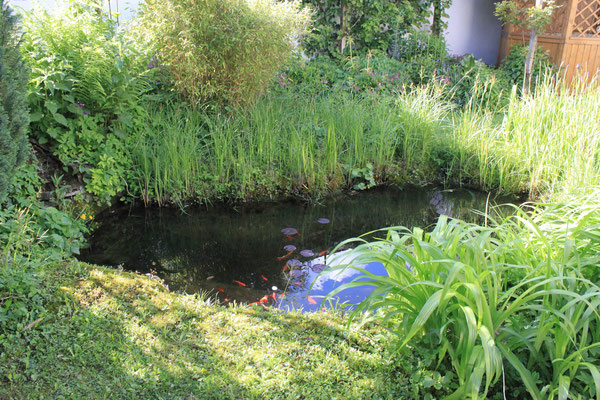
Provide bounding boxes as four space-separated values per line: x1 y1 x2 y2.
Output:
1 263 445 399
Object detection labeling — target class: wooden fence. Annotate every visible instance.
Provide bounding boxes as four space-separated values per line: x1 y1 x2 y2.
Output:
498 0 600 82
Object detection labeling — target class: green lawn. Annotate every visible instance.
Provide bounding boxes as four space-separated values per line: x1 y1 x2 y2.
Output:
1 263 448 400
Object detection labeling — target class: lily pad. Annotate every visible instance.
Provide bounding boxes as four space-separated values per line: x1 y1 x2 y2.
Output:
300 249 314 257
311 264 326 273
281 227 298 236
317 218 330 224
289 269 304 278
287 259 302 268
283 245 296 252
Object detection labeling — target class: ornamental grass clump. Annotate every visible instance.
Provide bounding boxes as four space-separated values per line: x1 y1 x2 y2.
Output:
133 0 310 107
324 190 600 399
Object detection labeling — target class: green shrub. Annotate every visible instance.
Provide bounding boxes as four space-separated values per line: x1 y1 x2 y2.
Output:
133 0 310 107
0 0 30 203
300 0 431 57
280 50 510 110
390 28 448 63
20 0 149 204
0 204 88 337
324 191 600 399
501 43 554 89
444 54 512 109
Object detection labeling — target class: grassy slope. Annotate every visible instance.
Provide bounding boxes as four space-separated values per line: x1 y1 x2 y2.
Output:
1 263 433 400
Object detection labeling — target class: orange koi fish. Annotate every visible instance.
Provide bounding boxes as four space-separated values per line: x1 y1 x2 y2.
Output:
307 296 317 305
270 292 277 301
277 251 294 260
318 250 328 256
217 287 225 293
234 280 247 287
290 282 302 286
260 275 268 282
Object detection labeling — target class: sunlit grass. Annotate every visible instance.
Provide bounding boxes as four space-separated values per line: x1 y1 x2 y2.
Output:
1 264 436 399
451 75 600 196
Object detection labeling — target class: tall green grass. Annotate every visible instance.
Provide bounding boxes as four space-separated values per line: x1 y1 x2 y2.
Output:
451 76 600 196
324 190 600 399
131 106 205 206
132 88 450 205
132 75 600 205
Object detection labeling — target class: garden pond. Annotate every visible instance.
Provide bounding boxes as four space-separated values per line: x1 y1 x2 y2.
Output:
81 187 518 311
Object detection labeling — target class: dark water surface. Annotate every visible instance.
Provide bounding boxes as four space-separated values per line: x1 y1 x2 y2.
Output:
80 187 517 311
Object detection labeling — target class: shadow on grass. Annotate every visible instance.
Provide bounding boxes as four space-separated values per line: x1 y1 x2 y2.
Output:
1 266 415 400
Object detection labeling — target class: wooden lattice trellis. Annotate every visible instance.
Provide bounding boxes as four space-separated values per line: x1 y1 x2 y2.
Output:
572 0 600 37
498 0 600 82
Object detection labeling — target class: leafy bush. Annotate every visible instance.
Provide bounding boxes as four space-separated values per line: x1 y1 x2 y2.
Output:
279 54 411 96
20 0 149 203
444 54 512 109
300 0 431 57
0 205 88 337
280 49 510 110
133 0 310 107
501 43 554 89
0 0 30 203
324 191 600 399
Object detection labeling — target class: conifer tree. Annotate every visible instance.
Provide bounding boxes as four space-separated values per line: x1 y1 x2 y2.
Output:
0 0 30 202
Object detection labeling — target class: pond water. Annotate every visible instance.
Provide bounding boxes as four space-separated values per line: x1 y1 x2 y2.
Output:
80 187 517 311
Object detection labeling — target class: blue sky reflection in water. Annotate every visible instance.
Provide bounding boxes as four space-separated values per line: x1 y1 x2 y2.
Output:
277 256 389 312
81 187 518 311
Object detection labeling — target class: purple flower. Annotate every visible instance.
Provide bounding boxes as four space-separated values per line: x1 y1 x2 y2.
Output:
83 110 89 115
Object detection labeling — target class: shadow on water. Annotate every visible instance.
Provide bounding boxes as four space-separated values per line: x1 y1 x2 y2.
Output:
80 186 519 310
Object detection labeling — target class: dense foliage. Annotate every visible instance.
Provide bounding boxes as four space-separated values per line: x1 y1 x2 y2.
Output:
133 0 310 107
4 0 600 397
20 0 148 203
0 0 30 203
326 191 600 399
300 0 432 57
501 43 554 88
283 46 510 109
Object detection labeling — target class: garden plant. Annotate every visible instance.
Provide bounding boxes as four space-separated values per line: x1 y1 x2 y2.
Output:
1 0 600 398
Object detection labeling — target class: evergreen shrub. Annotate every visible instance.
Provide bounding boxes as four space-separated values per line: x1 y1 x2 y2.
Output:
0 0 30 203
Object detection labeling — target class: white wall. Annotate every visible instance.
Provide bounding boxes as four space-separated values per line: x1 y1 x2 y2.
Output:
443 0 503 65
